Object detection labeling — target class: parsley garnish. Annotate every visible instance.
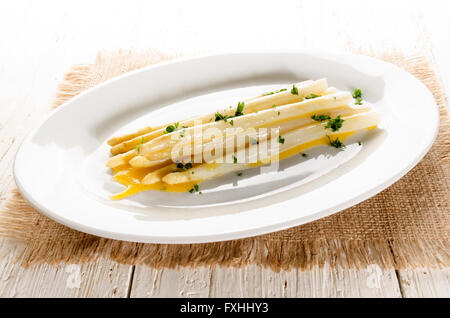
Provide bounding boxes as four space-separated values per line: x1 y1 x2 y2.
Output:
311 114 331 122
135 136 145 153
235 101 245 116
176 161 193 171
164 122 187 134
165 122 179 133
358 141 362 146
215 112 233 122
305 93 320 99
237 172 243 176
262 88 287 96
302 153 308 157
232 155 238 164
327 135 345 148
291 84 298 95
215 102 245 123
278 136 285 144
353 89 362 99
189 184 199 193
353 89 363 105
325 115 344 132
215 112 225 121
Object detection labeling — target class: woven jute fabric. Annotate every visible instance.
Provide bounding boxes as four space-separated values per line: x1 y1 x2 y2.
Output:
0 50 448 270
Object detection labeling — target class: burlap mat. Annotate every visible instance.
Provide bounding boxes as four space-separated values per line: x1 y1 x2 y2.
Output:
0 50 448 271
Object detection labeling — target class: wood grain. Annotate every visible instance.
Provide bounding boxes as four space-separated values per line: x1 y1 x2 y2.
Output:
130 264 402 298
0 0 448 297
0 239 132 297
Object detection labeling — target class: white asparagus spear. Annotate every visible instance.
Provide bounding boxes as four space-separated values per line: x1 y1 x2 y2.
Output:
108 81 323 148
117 92 352 168
107 126 154 146
137 92 352 159
109 79 328 155
133 104 371 168
141 163 178 185
162 111 380 184
106 93 355 169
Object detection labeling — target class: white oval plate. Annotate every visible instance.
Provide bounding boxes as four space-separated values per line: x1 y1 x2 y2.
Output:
14 51 439 243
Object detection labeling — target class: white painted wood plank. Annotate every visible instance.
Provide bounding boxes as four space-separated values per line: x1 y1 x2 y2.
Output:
130 264 402 298
398 268 450 298
0 239 132 297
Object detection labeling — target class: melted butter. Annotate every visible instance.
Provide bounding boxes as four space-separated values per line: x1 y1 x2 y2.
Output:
110 127 375 199
279 131 356 161
110 163 196 200
249 130 357 167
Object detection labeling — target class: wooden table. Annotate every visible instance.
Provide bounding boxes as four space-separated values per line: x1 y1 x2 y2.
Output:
0 0 448 297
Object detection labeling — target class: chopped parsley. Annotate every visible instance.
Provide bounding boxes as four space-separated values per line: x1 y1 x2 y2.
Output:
164 122 187 134
135 136 145 154
235 101 245 116
353 89 363 105
165 122 179 133
358 141 362 146
304 93 320 99
277 111 281 116
278 136 285 144
160 186 167 191
176 161 193 171
325 115 344 132
262 88 287 96
215 102 245 123
232 155 238 164
237 172 243 176
327 135 345 149
272 104 277 108
291 84 299 95
302 153 308 158
215 112 232 122
189 184 199 193
311 114 331 122
352 88 362 99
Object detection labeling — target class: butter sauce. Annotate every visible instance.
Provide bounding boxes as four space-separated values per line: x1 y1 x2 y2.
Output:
110 129 374 199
